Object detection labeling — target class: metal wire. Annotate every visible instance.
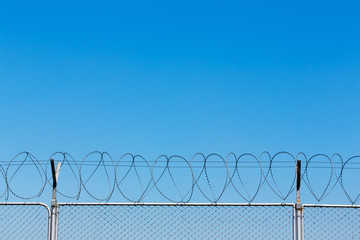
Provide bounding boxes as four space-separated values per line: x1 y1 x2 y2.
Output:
2 202 360 239
0 203 50 240
0 151 359 203
57 203 294 240
303 204 360 239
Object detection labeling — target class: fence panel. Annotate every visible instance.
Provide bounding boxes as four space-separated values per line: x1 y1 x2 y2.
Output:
303 204 360 240
0 203 50 240
57 203 294 240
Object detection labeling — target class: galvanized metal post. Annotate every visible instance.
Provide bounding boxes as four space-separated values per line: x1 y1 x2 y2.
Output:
50 159 61 240
295 160 304 240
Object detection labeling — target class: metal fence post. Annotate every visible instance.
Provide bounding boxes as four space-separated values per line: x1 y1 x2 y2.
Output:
50 159 61 240
295 160 304 240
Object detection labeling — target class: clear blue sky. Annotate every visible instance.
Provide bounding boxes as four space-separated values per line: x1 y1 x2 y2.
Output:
0 1 359 203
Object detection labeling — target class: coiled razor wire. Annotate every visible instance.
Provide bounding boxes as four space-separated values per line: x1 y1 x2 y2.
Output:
0 151 359 204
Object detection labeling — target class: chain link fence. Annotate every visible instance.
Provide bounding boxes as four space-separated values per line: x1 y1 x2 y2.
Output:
303 204 360 240
0 203 50 240
57 203 294 240
3 202 360 239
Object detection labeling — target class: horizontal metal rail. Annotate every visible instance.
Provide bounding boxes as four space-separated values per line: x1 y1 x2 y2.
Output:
0 202 51 212
59 202 295 207
303 204 360 208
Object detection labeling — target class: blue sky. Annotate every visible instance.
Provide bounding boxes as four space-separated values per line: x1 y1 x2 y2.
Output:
0 1 359 203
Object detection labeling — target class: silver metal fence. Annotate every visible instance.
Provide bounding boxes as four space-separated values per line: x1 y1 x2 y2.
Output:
0 202 50 240
2 157 360 240
303 204 360 240
3 202 360 239
57 203 295 240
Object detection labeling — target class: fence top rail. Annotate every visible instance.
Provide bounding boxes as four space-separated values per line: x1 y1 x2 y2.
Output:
58 202 295 207
303 204 360 208
0 202 51 213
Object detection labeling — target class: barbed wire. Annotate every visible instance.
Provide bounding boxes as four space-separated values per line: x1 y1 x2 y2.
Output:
0 151 359 204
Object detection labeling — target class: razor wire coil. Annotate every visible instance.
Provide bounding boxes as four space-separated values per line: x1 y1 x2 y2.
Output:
0 151 359 204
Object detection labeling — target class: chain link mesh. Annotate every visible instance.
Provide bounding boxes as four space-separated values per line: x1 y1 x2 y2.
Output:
304 205 360 239
0 203 49 240
58 204 293 240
